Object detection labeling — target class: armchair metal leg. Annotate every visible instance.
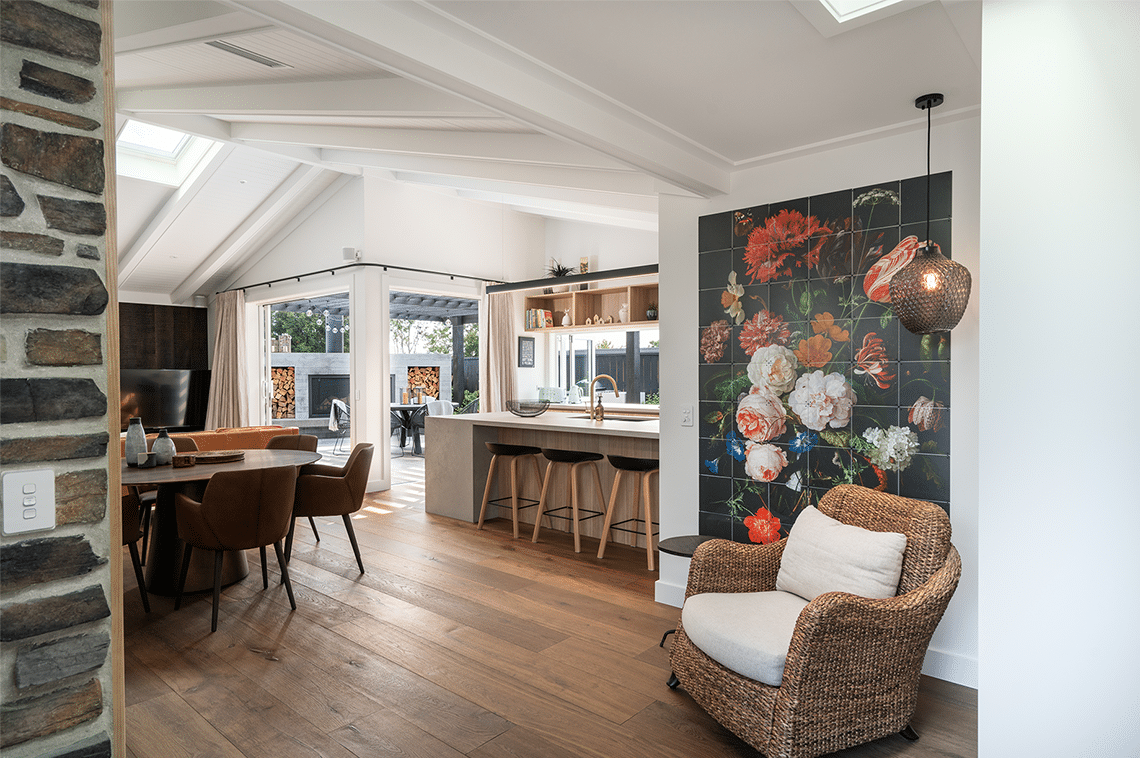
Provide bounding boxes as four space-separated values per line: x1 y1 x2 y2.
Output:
343 514 365 574
660 628 676 647
273 540 297 610
260 546 268 589
282 517 296 584
667 672 680 690
210 550 223 633
174 543 193 610
308 516 320 541
900 725 919 742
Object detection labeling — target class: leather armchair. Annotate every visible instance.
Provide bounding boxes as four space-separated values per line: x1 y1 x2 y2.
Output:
286 443 374 574
174 465 299 632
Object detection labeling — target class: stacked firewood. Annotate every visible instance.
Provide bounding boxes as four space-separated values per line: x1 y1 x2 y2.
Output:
271 367 295 418
406 366 440 399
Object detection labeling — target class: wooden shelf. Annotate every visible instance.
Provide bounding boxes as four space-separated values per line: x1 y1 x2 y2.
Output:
524 282 658 332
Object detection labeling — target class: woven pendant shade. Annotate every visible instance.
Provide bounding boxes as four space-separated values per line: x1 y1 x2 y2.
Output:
889 241 971 333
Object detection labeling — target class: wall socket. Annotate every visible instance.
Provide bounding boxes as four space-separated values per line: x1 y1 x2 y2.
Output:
680 404 694 427
3 469 56 535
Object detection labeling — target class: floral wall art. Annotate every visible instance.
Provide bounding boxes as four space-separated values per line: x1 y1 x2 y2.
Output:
697 172 952 544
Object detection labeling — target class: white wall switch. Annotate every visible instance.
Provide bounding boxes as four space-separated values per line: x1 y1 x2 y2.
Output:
680 404 694 427
3 469 56 535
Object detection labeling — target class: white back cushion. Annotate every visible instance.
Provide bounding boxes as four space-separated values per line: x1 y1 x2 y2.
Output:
776 506 906 601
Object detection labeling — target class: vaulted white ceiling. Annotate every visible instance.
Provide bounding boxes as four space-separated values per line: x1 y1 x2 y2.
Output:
113 0 980 304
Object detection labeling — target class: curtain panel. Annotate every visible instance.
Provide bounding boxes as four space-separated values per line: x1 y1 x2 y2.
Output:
204 290 249 429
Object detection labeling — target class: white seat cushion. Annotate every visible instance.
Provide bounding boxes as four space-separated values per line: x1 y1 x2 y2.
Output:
681 591 808 686
776 505 907 601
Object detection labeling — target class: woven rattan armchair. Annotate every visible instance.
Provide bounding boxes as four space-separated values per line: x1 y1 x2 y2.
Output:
668 484 961 758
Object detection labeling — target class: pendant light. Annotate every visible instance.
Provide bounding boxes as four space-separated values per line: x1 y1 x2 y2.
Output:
889 93 972 334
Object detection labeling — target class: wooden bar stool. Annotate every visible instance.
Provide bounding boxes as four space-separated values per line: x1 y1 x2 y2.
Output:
531 448 607 553
598 455 660 570
477 442 544 538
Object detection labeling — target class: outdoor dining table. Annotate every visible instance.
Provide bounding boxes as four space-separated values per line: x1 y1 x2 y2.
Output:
391 403 427 454
121 448 320 596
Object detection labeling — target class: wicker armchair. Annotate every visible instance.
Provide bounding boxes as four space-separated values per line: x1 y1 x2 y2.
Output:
668 484 961 758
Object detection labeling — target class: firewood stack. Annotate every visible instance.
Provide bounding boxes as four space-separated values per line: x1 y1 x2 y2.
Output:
406 366 440 399
271 367 295 418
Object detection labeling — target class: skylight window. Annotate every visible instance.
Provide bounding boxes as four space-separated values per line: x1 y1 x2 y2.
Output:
118 120 190 159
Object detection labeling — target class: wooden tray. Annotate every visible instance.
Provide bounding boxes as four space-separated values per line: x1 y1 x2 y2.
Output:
193 450 245 464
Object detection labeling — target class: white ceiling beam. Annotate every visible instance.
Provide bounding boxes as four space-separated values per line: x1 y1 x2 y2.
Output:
232 123 632 171
449 188 657 232
115 9 272 54
118 141 236 283
223 0 730 197
172 164 339 302
320 148 658 197
391 172 658 214
115 77 491 117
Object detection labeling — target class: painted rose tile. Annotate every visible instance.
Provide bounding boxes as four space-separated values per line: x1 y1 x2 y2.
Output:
697 172 953 544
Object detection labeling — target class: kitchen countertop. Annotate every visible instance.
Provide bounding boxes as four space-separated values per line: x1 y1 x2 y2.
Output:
436 411 658 439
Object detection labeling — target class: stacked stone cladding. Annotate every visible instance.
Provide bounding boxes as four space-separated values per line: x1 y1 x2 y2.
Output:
1 1 116 756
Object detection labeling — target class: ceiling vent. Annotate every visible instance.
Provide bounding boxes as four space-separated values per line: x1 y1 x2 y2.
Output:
205 40 292 69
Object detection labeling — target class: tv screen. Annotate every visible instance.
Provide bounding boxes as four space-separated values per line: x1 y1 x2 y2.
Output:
120 369 210 432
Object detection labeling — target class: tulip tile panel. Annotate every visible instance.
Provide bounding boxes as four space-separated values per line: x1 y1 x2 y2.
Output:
697 172 952 544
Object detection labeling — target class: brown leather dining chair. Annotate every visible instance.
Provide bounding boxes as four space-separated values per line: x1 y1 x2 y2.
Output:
285 443 374 575
137 435 199 563
122 488 150 613
174 465 299 632
265 433 321 539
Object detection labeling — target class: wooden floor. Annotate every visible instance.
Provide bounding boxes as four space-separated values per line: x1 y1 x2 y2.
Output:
122 464 977 758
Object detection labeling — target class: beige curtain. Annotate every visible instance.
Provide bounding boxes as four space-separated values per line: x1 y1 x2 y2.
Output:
204 290 249 430
479 287 516 412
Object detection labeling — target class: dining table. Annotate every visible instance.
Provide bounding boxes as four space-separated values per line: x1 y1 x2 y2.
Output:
122 448 321 596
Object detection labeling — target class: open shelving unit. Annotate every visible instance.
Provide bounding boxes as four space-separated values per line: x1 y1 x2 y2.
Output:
524 282 658 332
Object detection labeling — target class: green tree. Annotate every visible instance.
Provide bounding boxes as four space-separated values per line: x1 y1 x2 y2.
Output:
273 311 350 353
464 322 478 357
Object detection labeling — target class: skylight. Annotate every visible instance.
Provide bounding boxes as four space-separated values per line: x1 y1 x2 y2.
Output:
118 120 190 159
821 0 907 23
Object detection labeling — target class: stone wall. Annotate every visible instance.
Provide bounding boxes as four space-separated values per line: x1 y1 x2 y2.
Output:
1 2 116 756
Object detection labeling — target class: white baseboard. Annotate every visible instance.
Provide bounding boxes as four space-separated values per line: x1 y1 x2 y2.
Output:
654 578 685 608
922 647 978 689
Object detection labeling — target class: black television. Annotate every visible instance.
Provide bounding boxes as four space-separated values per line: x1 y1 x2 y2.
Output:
120 369 211 432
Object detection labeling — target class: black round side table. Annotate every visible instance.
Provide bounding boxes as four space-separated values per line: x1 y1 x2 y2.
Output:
658 534 719 647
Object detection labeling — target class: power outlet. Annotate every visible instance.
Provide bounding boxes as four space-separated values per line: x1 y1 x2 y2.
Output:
680 404 694 427
3 468 56 535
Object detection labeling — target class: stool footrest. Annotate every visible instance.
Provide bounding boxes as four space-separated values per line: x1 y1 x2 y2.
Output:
486 496 540 509
606 517 660 538
539 505 605 522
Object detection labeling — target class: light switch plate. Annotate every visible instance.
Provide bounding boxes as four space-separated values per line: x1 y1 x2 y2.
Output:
680 404 694 427
3 468 55 535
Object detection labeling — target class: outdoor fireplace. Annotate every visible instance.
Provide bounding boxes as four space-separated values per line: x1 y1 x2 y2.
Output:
309 374 349 418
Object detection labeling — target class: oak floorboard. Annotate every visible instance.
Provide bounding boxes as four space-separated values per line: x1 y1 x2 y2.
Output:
331 709 469 758
123 481 977 758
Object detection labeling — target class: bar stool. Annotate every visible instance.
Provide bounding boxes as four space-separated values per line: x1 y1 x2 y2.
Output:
597 455 660 570
478 443 544 538
531 448 607 553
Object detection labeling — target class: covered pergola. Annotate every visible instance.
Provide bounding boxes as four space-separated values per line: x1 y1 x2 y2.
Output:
271 291 479 403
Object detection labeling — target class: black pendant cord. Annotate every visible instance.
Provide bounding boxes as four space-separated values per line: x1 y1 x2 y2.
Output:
925 101 931 245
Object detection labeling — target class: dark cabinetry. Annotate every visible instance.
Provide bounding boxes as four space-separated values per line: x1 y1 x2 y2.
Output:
118 303 209 370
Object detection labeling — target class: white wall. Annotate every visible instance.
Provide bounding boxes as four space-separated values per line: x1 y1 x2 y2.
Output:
658 115 981 689
979 3 1140 754
544 219 658 274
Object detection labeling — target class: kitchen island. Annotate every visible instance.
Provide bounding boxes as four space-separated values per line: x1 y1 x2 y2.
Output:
425 411 659 548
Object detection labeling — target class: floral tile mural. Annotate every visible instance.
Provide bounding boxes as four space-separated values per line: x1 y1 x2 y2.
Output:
697 172 952 544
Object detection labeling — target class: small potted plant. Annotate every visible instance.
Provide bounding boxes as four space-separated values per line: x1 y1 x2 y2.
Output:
544 259 576 293
646 301 658 320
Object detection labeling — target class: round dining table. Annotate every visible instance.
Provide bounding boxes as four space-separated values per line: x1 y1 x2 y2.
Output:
122 448 320 596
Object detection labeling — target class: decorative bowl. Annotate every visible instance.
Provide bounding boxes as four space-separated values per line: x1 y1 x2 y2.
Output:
506 400 550 417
